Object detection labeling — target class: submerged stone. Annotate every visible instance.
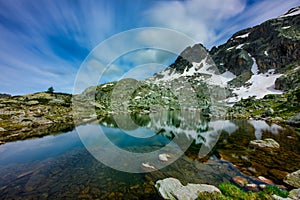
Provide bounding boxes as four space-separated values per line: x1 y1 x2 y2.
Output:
249 138 280 149
159 153 171 162
141 162 157 171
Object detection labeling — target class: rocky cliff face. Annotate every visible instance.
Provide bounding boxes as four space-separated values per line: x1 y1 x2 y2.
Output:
151 6 300 103
210 7 300 80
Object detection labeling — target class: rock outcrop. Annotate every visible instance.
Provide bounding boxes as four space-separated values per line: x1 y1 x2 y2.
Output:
155 177 221 200
0 92 74 144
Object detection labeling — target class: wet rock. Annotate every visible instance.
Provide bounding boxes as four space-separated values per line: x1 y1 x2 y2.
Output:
159 153 171 162
155 177 221 200
144 186 153 194
284 170 300 188
24 174 46 192
108 192 116 199
269 169 289 180
246 183 259 192
232 176 248 187
141 162 157 171
249 138 280 149
258 176 274 184
0 127 6 132
289 188 300 200
130 184 140 190
259 184 266 189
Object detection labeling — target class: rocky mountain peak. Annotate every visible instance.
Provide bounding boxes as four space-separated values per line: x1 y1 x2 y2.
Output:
151 6 300 103
179 43 209 63
279 6 300 18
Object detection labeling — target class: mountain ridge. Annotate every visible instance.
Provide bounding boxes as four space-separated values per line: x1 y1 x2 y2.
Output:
151 6 300 103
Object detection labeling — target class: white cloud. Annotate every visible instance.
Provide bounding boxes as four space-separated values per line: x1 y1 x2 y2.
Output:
121 63 166 80
145 0 247 46
145 0 300 48
232 0 300 28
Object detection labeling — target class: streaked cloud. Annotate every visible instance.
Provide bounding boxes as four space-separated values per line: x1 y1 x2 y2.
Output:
0 0 299 95
145 0 247 47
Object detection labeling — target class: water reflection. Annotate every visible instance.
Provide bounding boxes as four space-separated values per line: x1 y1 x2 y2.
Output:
248 120 283 140
79 111 236 173
0 111 299 199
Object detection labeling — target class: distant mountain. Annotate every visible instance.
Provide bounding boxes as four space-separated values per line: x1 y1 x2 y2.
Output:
75 6 300 121
0 93 11 98
150 6 300 103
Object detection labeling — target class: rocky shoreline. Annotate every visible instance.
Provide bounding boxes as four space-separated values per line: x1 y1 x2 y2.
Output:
0 87 299 144
0 92 75 144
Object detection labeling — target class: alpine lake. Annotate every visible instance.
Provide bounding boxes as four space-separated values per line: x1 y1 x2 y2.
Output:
0 111 299 199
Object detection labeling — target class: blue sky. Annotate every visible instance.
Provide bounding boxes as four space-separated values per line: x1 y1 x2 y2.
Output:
0 0 299 95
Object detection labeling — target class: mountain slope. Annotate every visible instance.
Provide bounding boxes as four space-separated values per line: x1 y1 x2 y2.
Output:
76 6 300 121
151 6 300 103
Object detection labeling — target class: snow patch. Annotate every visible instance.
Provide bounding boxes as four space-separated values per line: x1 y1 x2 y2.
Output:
134 96 142 100
227 46 235 51
264 51 269 56
236 32 250 38
153 56 236 87
250 56 258 75
280 7 300 18
226 53 283 102
194 59 236 86
282 26 291 29
236 44 245 49
227 69 282 102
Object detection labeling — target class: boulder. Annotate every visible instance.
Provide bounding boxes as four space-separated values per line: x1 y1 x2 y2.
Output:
287 113 300 126
246 184 259 192
284 170 300 188
232 176 248 187
141 162 157 171
272 194 292 200
288 188 300 200
263 108 274 117
155 177 221 200
249 138 280 149
159 154 171 162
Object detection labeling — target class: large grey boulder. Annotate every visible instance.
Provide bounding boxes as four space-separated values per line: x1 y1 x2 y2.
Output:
155 177 221 200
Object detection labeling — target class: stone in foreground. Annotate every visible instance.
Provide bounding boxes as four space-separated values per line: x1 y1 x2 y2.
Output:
155 177 221 200
284 170 300 188
249 138 280 149
288 188 300 200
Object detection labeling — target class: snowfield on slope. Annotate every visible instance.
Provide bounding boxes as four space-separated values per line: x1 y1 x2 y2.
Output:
152 57 236 87
226 56 283 103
